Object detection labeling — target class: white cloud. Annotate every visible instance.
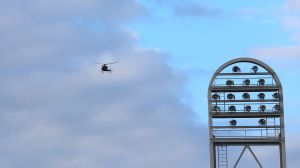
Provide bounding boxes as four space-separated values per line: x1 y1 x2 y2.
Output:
285 0 300 11
0 0 208 167
250 0 300 60
282 15 300 30
0 47 209 167
0 0 146 23
174 2 220 17
251 46 300 60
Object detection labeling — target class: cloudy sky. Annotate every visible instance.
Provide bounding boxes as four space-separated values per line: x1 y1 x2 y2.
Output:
1 0 300 167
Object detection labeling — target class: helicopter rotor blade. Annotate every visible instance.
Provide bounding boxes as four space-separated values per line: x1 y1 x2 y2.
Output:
93 61 102 64
106 62 118 65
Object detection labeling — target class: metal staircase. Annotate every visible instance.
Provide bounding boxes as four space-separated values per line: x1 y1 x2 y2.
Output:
217 146 228 168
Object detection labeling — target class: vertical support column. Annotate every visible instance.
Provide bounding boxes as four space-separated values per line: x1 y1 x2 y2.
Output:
279 89 286 168
208 89 216 168
210 143 216 168
280 143 286 168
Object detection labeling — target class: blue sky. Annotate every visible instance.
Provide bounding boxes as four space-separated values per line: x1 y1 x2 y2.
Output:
132 0 299 123
134 0 290 64
132 0 300 166
1 0 300 167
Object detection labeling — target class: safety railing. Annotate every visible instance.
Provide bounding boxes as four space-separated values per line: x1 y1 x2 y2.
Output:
213 128 281 138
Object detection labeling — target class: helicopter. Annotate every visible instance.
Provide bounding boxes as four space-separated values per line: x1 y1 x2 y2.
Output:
93 61 118 73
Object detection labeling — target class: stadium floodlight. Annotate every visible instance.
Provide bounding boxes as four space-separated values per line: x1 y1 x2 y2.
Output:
232 66 241 72
273 104 280 112
244 105 251 112
258 78 265 86
273 92 280 99
259 105 266 112
212 93 220 100
257 93 265 100
211 106 220 112
227 93 235 100
251 65 258 73
258 119 266 126
208 58 286 168
243 78 251 86
242 93 250 100
228 105 236 112
226 80 234 86
229 119 237 126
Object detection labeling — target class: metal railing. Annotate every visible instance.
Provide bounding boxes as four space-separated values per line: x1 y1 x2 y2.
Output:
213 128 280 139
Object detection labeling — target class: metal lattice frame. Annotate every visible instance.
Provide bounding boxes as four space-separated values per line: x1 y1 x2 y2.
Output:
208 57 286 168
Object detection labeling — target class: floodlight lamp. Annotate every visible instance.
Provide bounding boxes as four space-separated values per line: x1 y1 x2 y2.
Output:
258 119 266 126
243 79 251 86
273 93 280 99
227 93 235 100
251 65 258 73
212 93 220 100
229 119 237 126
273 104 280 112
259 105 266 112
258 78 265 86
258 93 265 100
226 80 234 86
244 105 251 112
242 93 250 100
232 66 241 72
228 105 236 112
212 106 220 112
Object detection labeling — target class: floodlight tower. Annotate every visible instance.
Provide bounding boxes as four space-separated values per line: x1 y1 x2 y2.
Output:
208 58 286 168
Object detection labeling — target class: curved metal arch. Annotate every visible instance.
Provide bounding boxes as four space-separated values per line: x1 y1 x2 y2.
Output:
208 57 282 88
